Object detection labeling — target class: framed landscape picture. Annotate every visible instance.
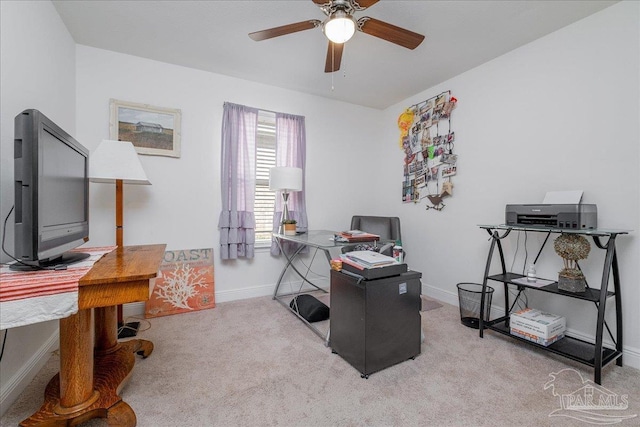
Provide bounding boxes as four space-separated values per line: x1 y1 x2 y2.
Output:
110 99 181 157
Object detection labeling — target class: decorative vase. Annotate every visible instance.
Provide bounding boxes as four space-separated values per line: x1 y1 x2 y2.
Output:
554 234 590 293
558 274 586 293
284 224 296 235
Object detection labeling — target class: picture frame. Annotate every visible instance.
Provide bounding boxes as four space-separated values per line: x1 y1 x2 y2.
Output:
109 99 181 158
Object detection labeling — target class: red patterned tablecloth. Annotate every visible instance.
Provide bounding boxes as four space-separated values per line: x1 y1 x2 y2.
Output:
0 246 116 329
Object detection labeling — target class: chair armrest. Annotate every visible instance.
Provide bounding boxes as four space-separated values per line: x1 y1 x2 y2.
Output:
377 242 394 257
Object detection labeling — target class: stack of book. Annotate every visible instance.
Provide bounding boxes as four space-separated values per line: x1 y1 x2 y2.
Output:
334 230 380 243
342 250 398 269
510 308 566 347
339 250 407 280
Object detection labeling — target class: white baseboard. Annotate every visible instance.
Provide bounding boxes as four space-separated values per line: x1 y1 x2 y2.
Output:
121 281 292 317
565 328 640 371
621 345 640 370
421 283 640 371
213 278 331 304
122 301 147 318
0 329 58 417
422 282 459 306
215 283 276 303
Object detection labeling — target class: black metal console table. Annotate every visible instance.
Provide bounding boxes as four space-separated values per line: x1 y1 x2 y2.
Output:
477 224 629 385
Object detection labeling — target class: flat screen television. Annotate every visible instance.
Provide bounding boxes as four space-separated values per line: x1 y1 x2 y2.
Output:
11 109 90 270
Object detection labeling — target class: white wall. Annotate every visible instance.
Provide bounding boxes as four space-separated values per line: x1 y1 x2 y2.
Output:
381 1 640 367
0 0 76 415
75 45 383 301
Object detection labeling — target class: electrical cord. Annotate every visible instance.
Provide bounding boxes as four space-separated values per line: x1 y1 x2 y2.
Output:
510 287 528 310
1 205 67 271
0 205 9 361
0 330 7 362
522 231 529 275
0 206 24 267
118 316 152 335
508 230 529 310
510 230 521 273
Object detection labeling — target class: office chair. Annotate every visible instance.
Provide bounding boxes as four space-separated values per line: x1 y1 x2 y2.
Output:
342 215 403 258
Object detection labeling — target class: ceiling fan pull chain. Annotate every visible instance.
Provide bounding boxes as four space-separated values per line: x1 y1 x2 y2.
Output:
331 43 335 90
342 47 347 78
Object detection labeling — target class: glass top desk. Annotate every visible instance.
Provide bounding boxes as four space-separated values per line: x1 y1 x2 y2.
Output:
272 230 383 345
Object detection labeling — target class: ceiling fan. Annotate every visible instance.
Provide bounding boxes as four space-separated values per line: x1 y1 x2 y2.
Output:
248 0 425 73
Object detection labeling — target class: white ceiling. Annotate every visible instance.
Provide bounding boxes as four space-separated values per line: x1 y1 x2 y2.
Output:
52 0 617 110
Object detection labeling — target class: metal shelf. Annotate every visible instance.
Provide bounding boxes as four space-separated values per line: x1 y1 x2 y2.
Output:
478 225 626 385
486 318 621 368
486 273 615 302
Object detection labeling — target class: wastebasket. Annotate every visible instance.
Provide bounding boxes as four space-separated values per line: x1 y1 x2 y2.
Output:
457 282 494 329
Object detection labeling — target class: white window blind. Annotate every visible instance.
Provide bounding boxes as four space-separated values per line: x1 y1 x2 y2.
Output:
255 111 276 243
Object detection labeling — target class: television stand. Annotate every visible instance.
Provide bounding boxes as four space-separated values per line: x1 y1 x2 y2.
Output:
20 244 165 427
9 251 90 271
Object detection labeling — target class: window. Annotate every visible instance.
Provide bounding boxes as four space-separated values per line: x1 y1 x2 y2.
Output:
254 111 276 245
219 103 306 258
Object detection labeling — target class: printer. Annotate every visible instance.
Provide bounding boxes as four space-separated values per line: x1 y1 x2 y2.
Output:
505 204 597 229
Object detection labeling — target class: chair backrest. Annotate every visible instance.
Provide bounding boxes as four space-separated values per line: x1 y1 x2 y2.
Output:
350 215 402 243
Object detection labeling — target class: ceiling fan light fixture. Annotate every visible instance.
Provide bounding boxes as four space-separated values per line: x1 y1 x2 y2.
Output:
323 11 356 44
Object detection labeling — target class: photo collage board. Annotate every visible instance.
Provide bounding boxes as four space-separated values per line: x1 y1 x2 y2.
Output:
399 91 458 210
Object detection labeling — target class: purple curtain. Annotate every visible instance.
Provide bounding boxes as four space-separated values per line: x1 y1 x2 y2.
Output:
271 113 308 255
218 102 258 259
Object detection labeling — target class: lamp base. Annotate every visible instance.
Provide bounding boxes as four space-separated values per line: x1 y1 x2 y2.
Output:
278 191 291 235
117 321 140 339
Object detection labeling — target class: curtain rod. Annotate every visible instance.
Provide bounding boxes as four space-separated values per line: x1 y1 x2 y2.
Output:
223 101 303 119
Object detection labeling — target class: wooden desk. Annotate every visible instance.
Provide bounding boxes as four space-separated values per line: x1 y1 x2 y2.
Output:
20 244 166 427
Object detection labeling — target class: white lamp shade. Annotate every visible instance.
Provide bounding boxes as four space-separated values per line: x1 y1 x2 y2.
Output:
323 12 356 44
269 167 302 192
89 140 151 185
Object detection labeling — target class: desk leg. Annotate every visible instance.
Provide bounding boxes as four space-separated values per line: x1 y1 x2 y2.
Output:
20 306 147 427
273 239 305 299
20 309 102 426
95 305 154 358
58 309 99 412
95 306 119 354
273 239 326 298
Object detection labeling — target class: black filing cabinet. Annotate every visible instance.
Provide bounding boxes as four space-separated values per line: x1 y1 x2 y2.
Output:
330 269 422 378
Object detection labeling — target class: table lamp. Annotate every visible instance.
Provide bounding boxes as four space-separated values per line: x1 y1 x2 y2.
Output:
89 139 151 338
269 167 302 234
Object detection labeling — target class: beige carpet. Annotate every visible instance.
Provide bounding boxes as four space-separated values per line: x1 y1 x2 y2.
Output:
2 296 639 426
421 295 443 312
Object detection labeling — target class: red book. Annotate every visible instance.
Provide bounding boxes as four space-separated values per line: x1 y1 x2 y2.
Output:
334 231 380 243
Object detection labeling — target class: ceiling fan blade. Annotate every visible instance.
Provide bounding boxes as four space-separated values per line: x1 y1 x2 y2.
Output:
249 20 320 41
357 17 424 49
324 41 344 73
